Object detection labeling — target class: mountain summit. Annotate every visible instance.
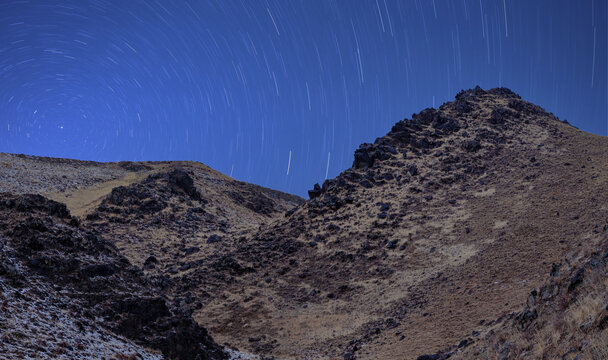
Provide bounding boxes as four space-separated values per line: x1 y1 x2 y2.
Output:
1 87 607 359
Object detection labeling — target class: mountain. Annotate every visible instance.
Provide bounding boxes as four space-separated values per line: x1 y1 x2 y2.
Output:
171 87 607 359
0 156 302 359
1 86 606 359
0 193 226 359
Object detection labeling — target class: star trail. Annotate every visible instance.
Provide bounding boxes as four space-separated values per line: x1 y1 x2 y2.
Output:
0 0 606 197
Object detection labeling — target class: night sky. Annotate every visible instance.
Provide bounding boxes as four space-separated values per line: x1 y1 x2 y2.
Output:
1 1 606 197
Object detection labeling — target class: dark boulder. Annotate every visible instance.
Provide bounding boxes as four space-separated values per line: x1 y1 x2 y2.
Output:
2 194 70 218
144 255 159 269
408 165 418 176
472 85 485 96
434 117 460 133
454 98 473 113
207 234 221 244
107 186 130 205
359 180 373 189
462 140 481 152
409 137 437 150
140 198 167 213
490 107 518 125
517 308 538 330
567 268 585 293
413 108 440 125
353 144 375 169
112 297 170 336
455 86 485 101
168 168 201 200
308 183 323 199
388 120 415 144
185 246 200 256
81 263 115 278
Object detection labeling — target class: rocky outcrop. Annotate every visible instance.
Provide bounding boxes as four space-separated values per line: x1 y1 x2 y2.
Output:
449 237 608 360
0 193 227 359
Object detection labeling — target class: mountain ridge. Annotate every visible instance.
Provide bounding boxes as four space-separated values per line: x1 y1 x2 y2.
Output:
1 86 607 359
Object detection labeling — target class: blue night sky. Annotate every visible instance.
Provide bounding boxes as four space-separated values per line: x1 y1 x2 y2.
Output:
1 0 606 197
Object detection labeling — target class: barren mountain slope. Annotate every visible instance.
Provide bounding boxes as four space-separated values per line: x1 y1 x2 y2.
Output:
1 86 606 360
0 193 227 359
0 155 303 271
165 87 607 359
83 162 303 271
0 155 302 359
449 237 608 360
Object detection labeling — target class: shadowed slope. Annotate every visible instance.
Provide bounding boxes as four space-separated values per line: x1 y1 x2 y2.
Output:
170 87 608 359
0 193 227 359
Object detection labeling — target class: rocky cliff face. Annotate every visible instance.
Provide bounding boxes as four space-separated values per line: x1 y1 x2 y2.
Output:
0 154 302 359
1 87 606 360
0 193 227 359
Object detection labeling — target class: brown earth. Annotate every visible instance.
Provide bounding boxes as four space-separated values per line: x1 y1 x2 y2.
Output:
170 87 608 359
449 237 608 360
1 86 606 359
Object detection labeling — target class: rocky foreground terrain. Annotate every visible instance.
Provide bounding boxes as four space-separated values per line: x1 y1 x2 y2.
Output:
1 87 607 359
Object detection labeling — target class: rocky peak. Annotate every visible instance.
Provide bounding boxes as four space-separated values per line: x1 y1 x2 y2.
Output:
307 86 565 201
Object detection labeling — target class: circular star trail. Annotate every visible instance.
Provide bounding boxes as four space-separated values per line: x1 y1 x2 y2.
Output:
0 0 605 196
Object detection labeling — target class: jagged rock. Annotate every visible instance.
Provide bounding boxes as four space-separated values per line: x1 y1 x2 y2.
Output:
413 108 440 125
409 165 418 176
185 246 200 256
353 144 374 169
567 268 585 292
360 180 373 188
81 263 115 278
432 114 460 133
207 234 221 243
490 107 518 125
388 120 415 144
308 183 323 199
0 193 227 359
462 140 481 152
144 255 158 268
454 98 473 113
1 193 70 218
168 168 201 200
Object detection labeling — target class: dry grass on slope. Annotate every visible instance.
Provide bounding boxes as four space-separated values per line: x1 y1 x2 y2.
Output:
450 236 608 360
